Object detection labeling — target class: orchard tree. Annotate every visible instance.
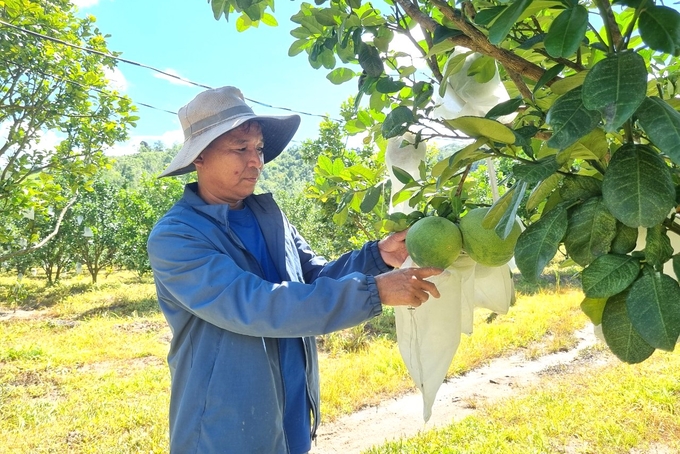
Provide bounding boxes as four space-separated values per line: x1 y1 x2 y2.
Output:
208 0 680 364
115 175 185 278
0 0 137 261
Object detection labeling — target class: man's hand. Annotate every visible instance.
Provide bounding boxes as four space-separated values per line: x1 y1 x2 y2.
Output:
375 267 442 307
377 230 409 268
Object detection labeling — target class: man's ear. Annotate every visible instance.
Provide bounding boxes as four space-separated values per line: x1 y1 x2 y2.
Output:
193 154 204 168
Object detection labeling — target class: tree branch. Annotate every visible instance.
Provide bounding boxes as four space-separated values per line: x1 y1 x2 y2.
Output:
0 195 77 262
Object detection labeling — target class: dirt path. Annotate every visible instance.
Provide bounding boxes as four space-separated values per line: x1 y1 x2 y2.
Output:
311 327 607 454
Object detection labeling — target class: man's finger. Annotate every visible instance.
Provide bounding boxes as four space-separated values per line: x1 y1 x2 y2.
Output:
412 267 444 279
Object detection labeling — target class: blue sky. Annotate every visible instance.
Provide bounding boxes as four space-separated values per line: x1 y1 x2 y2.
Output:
73 0 360 155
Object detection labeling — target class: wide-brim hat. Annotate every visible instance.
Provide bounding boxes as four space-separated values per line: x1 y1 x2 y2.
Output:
159 86 301 177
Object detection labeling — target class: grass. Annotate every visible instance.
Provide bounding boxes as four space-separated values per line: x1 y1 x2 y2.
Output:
1 268 678 453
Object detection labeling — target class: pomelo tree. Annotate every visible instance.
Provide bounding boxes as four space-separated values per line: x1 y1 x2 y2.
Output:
0 0 138 262
207 0 680 364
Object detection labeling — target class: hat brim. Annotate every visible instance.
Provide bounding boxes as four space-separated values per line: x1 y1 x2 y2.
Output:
159 114 300 177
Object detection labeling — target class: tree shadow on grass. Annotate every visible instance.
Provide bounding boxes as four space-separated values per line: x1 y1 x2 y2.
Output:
73 296 160 320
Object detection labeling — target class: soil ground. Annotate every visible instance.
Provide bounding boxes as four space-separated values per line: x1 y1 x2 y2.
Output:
311 327 609 454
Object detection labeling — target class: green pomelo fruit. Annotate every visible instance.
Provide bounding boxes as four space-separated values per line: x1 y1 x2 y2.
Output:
459 207 521 267
406 216 462 269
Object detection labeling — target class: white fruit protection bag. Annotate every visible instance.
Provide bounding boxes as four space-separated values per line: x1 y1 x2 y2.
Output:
386 113 515 421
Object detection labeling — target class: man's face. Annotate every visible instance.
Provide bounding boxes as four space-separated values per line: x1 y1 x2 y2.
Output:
194 121 265 206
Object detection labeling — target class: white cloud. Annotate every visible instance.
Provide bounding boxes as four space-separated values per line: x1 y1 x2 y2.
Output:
154 68 194 87
104 66 128 92
104 129 183 156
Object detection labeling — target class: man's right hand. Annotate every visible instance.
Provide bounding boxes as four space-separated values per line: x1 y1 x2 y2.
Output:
375 267 442 308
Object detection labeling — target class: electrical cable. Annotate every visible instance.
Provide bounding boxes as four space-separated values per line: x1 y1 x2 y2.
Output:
0 19 341 121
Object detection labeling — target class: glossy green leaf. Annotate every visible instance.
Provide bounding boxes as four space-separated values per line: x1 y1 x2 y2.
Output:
483 181 527 240
544 5 588 58
326 67 355 85
360 183 383 213
533 64 564 93
643 224 674 270
467 55 497 84
358 43 384 77
375 77 406 94
546 86 600 150
211 0 228 19
564 197 617 266
526 173 564 211
382 106 414 138
627 267 680 351
638 5 680 56
488 0 533 45
515 203 568 282
581 296 607 326
582 52 648 132
485 97 523 120
445 117 516 144
261 12 278 26
512 156 560 184
673 253 680 280
611 222 638 255
559 174 602 204
582 254 640 298
431 139 488 184
602 291 655 364
391 166 416 185
602 144 675 228
636 96 680 166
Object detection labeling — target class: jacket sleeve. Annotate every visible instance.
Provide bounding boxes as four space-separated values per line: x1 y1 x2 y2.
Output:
289 222 393 284
148 215 383 338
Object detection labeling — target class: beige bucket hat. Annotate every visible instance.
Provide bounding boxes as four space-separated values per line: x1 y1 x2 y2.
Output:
159 86 301 177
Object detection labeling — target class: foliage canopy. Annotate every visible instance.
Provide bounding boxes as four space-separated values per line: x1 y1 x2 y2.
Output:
208 0 680 363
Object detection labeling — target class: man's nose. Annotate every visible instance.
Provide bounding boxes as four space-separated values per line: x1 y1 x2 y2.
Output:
247 148 264 167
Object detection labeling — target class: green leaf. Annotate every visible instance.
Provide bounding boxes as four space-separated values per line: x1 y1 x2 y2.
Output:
358 43 384 77
544 5 588 58
636 97 680 166
484 181 527 240
602 291 655 364
467 55 497 84
582 52 648 132
627 267 680 351
526 173 564 211
643 224 674 270
581 296 607 326
382 106 415 138
602 144 675 228
488 0 533 45
564 197 617 266
559 174 602 203
581 254 640 298
512 156 560 185
546 86 600 150
326 67 355 85
260 12 278 26
391 165 416 185
211 0 228 20
611 222 638 255
485 97 523 120
515 203 568 282
638 5 680 56
445 117 516 144
431 139 488 184
376 77 406 94
534 64 564 93
360 183 383 213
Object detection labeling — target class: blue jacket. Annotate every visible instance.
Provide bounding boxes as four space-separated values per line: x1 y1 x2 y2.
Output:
147 183 389 453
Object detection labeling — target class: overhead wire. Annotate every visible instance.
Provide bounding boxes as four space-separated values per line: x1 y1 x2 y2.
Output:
0 19 341 122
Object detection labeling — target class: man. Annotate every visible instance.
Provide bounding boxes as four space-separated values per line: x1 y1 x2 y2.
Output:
147 86 441 453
